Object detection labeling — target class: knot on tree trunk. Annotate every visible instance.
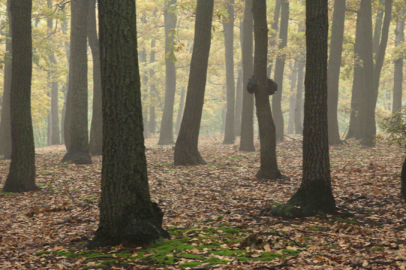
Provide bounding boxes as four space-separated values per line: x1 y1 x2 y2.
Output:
246 76 278 95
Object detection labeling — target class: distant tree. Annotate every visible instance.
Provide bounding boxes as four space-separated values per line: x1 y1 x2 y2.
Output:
327 0 345 145
234 66 243 136
393 5 405 113
149 11 157 137
239 0 255 152
251 0 281 180
3 0 38 192
88 0 103 156
174 0 214 165
175 88 186 136
267 0 281 77
88 0 169 248
295 60 304 135
272 0 336 217
287 61 298 134
272 0 289 141
159 0 177 145
62 0 91 164
222 0 236 145
0 0 12 159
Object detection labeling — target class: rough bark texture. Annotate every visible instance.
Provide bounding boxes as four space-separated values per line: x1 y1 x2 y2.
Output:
295 61 304 135
0 0 12 159
158 0 177 145
358 0 392 147
223 0 236 145
393 7 405 113
327 0 345 145
88 0 169 248
287 61 298 134
62 0 91 164
252 0 281 180
3 0 38 192
175 87 185 136
272 0 289 141
239 0 255 152
88 0 103 155
272 0 336 217
267 0 281 77
174 0 214 165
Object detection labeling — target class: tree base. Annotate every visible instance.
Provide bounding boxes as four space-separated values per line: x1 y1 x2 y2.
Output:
62 151 92 164
158 139 175 145
174 149 206 165
256 169 288 180
239 145 255 152
3 180 39 193
271 179 336 217
90 149 102 156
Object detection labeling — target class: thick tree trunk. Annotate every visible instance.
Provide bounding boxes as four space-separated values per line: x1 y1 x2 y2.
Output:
393 7 405 113
88 0 103 155
267 0 281 77
239 0 255 152
174 0 214 165
272 0 289 141
0 0 12 159
252 0 281 180
158 0 177 145
3 0 38 192
223 0 236 144
272 0 336 217
175 87 185 136
88 0 169 248
287 61 298 134
327 0 345 145
295 61 304 135
62 0 91 164
359 0 392 147
234 68 243 136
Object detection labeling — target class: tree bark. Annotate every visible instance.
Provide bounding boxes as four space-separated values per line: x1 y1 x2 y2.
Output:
393 6 405 113
267 0 281 77
295 61 304 135
88 0 169 248
158 0 177 145
234 67 243 136
373 0 385 55
287 61 298 134
88 0 103 155
272 0 336 217
60 7 70 145
0 0 12 159
174 0 214 165
239 0 255 152
327 0 345 145
175 87 185 136
223 0 236 144
62 0 91 164
3 0 38 192
272 0 289 141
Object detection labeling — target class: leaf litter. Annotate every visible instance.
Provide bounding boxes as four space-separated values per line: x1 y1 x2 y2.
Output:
0 135 406 269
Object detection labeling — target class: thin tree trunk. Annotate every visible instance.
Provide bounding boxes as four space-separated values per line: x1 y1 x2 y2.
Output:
175 87 185 136
88 0 169 248
60 7 69 145
223 0 236 144
62 0 91 164
267 0 281 77
373 0 385 55
158 0 177 145
252 0 281 180
3 0 38 192
88 0 103 155
295 61 304 135
149 106 156 134
272 0 336 217
0 0 12 159
272 0 289 141
287 61 298 134
239 0 255 152
174 0 214 165
393 6 405 113
327 0 345 145
234 67 243 136
140 48 150 139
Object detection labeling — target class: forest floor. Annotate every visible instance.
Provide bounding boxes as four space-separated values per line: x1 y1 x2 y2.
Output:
0 135 406 270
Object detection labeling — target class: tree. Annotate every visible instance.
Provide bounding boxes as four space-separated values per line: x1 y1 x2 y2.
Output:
287 61 298 134
251 0 281 180
393 4 405 113
222 0 236 145
3 0 38 192
88 0 103 155
272 0 289 141
239 0 255 152
272 0 336 217
62 0 91 164
327 0 345 145
267 0 281 77
159 0 177 145
175 88 185 136
0 0 12 159
88 0 169 248
294 60 304 135
174 0 214 165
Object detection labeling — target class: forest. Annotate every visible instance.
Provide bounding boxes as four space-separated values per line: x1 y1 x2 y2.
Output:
1 0 406 269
